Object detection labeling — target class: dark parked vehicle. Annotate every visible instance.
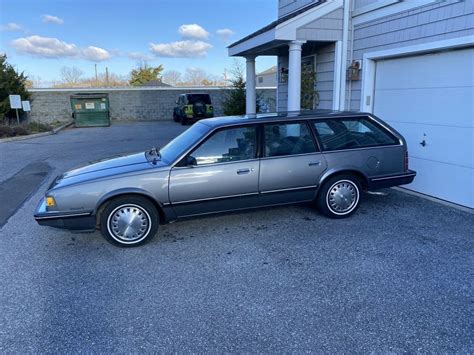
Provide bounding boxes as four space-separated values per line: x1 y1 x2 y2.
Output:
173 93 214 125
34 111 416 247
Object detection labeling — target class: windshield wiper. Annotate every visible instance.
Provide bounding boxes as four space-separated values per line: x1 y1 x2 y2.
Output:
146 146 161 165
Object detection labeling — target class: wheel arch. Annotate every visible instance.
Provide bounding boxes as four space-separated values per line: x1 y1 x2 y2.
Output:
94 188 167 226
318 168 369 191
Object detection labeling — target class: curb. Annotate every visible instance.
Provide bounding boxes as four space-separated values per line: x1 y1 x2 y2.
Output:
0 121 74 143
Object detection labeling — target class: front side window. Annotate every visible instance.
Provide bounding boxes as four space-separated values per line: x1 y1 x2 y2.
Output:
190 126 257 165
313 117 399 151
264 122 317 157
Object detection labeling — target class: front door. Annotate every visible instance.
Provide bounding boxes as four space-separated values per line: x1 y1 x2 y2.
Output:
169 125 259 217
259 121 327 205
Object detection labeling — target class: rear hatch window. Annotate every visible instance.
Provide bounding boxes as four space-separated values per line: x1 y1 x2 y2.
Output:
187 94 211 105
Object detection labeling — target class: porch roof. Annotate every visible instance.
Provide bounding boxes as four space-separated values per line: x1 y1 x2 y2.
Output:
228 0 342 57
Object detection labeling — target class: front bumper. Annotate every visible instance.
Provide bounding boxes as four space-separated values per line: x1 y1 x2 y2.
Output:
368 170 416 189
34 198 96 231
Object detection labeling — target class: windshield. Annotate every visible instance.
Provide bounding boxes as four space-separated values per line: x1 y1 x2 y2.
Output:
159 122 210 164
187 94 211 105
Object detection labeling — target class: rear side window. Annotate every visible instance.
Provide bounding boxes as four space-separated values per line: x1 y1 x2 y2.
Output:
264 122 317 157
313 117 399 151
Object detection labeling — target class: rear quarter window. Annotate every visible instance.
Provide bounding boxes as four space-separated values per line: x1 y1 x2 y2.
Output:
313 117 399 151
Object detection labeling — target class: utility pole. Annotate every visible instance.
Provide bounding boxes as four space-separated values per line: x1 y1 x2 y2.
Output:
105 67 109 87
223 69 228 88
95 63 98 85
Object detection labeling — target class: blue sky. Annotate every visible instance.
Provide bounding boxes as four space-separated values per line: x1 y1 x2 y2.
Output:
0 0 278 85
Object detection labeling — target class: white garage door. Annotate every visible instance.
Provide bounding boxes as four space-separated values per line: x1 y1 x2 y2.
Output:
373 47 474 208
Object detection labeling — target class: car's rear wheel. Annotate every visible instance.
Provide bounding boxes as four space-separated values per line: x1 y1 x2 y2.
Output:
181 116 189 125
100 196 159 247
316 174 361 218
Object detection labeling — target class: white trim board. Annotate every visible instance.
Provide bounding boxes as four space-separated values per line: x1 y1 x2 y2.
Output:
360 35 474 112
333 41 343 110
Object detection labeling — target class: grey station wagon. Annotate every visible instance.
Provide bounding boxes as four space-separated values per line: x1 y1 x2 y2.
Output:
35 111 416 247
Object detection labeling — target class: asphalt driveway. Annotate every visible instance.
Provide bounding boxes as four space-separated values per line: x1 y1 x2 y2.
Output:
0 121 472 352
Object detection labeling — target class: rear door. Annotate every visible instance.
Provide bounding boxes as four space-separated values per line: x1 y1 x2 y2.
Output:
169 125 259 217
259 121 327 205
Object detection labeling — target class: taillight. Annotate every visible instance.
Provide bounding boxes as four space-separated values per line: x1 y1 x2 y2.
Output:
404 151 409 171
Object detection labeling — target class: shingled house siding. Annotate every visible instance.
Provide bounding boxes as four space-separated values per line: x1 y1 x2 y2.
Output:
349 0 474 110
279 0 315 18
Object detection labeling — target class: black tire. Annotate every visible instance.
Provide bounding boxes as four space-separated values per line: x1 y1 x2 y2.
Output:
181 116 189 125
316 174 361 219
173 111 180 122
99 195 159 247
193 101 206 117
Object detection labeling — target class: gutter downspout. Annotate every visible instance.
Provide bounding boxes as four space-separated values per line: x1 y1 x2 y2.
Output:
339 0 350 111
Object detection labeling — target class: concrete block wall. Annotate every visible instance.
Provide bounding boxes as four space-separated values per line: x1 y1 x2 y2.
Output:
29 87 276 123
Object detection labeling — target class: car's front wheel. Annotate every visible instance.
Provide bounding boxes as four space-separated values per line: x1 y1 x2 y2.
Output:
173 111 180 122
316 174 361 218
100 196 159 247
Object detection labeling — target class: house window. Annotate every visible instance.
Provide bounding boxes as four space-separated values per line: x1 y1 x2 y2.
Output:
258 77 263 84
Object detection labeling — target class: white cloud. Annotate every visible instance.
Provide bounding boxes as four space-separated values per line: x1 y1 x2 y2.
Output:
150 40 212 58
128 51 153 61
1 22 23 32
216 28 235 42
12 35 76 57
178 24 209 40
42 14 64 25
11 35 110 61
82 46 111 61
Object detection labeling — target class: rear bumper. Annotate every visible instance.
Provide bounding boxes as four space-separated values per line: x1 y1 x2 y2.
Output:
34 198 96 231
368 170 416 189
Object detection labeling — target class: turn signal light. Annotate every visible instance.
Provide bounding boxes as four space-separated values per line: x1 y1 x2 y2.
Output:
46 196 56 207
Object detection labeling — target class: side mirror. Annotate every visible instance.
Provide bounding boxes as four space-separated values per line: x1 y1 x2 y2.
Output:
186 156 197 166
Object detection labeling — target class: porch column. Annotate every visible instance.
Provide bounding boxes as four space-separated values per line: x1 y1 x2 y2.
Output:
245 55 256 117
287 40 306 113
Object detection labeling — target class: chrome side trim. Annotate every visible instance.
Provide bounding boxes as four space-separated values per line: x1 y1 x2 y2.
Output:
260 185 318 194
320 144 402 154
370 172 416 181
35 211 92 220
260 152 323 161
171 192 259 205
172 158 259 170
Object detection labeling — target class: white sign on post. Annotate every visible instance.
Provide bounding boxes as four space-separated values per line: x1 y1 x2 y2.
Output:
9 95 22 109
22 101 31 111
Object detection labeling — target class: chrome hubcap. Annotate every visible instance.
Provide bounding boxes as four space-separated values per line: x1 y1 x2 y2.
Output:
326 180 359 215
107 204 151 243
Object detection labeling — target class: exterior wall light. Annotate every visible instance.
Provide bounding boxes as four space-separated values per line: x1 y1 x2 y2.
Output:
348 60 361 81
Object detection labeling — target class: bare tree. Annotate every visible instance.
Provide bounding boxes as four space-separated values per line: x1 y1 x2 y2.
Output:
162 70 182 86
60 66 84 85
183 67 209 86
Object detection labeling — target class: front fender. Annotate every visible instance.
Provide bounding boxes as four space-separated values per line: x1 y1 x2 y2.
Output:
93 187 164 214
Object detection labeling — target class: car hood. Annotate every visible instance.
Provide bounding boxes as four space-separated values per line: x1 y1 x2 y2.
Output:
50 152 169 190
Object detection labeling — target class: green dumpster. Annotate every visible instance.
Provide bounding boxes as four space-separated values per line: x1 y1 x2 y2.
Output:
70 93 110 127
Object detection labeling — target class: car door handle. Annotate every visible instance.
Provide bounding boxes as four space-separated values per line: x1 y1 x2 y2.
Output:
308 161 321 167
237 168 251 175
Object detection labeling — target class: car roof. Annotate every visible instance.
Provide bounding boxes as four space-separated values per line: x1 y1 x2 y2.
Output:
199 110 370 128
